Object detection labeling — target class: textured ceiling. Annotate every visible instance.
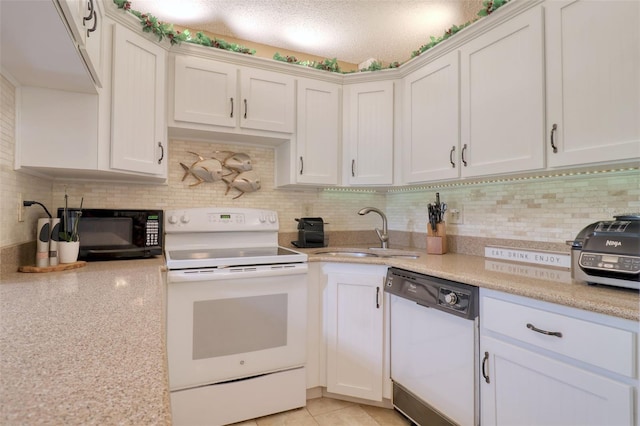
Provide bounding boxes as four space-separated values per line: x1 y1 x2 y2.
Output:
131 0 484 65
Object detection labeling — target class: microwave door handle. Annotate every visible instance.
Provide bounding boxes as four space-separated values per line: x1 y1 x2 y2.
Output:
84 247 157 254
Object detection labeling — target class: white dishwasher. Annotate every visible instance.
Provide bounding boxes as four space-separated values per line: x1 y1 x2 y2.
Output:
385 268 479 426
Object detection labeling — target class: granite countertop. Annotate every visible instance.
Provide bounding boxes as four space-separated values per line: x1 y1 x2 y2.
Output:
0 258 171 425
0 248 637 424
304 247 640 322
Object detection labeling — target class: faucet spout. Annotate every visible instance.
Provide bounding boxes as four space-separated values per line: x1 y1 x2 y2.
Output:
358 207 389 249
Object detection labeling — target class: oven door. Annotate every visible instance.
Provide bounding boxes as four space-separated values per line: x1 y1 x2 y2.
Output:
166 263 308 391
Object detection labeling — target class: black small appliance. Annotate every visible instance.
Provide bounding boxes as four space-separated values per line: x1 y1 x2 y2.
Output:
569 213 639 290
57 208 163 260
291 217 325 248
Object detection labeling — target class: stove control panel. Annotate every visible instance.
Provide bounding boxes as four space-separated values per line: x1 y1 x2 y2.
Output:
165 208 279 232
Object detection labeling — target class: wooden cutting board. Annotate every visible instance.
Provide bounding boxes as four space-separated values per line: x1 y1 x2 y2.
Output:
19 261 87 273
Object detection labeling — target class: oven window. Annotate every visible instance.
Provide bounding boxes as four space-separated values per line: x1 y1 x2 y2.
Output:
192 294 288 359
78 217 133 247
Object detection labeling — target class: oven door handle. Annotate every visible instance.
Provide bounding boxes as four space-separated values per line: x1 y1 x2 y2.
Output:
167 264 308 282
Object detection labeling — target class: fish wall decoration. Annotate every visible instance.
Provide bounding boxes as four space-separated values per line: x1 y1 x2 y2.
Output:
179 151 261 198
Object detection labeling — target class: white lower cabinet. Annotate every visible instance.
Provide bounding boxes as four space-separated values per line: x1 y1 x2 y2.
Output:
323 263 389 402
480 289 638 426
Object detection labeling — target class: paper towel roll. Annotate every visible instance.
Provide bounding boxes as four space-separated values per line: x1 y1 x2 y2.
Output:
36 218 50 267
49 218 61 266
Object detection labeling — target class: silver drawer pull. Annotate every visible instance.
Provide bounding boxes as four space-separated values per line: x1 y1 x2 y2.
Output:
526 323 562 338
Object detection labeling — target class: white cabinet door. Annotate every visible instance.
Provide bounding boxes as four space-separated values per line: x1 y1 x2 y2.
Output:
326 271 384 401
57 0 87 47
545 0 640 167
295 79 340 185
481 336 634 426
403 51 459 184
460 6 545 177
344 81 394 185
56 0 103 87
79 0 103 87
239 67 295 133
174 55 237 127
111 25 167 177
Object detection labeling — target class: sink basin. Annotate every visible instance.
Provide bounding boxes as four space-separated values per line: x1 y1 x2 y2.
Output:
312 248 421 259
367 248 421 259
313 250 378 258
385 254 421 259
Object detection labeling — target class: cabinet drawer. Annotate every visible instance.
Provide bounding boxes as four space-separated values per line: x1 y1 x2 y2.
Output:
482 296 636 377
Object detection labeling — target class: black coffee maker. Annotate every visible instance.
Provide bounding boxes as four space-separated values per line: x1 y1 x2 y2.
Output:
292 217 325 248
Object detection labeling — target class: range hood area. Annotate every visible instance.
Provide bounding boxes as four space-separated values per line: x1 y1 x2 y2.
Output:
0 0 96 94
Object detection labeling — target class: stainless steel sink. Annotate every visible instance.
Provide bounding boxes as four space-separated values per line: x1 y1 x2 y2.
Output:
312 248 421 259
313 250 378 257
384 254 420 259
367 248 421 259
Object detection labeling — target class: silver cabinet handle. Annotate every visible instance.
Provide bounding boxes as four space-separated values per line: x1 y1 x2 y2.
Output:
449 145 456 168
526 323 562 338
482 351 490 384
299 156 304 175
243 99 247 119
230 98 234 118
461 144 468 167
550 123 558 153
351 159 355 177
157 142 164 164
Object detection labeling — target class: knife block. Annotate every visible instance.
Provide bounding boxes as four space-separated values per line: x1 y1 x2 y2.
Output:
427 222 448 254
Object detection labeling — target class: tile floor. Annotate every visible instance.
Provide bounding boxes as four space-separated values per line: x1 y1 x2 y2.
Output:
232 397 412 425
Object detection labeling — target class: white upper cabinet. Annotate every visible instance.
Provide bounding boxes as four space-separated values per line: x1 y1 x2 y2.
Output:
294 78 341 185
57 0 88 46
172 55 295 135
344 81 394 185
56 0 104 87
240 67 295 133
459 6 545 178
545 0 640 168
403 51 460 184
111 24 167 177
79 0 104 87
174 55 237 128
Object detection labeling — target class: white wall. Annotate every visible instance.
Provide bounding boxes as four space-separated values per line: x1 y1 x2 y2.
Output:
0 75 53 248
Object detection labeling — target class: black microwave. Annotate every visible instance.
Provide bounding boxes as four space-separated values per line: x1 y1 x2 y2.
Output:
56 208 163 261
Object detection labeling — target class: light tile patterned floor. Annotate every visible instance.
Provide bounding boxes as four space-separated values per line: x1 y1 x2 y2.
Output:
231 397 412 425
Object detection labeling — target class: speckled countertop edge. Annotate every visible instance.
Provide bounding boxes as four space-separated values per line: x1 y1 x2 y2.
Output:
302 247 640 322
0 258 171 426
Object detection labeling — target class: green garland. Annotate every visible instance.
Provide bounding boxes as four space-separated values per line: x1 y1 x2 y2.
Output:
113 0 255 54
411 0 510 58
113 0 510 71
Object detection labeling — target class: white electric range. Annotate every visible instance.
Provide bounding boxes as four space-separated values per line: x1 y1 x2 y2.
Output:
164 207 308 426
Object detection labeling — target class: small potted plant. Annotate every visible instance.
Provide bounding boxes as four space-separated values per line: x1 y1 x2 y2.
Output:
58 192 83 263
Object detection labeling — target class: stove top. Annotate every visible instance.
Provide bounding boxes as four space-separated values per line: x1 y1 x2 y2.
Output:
164 207 307 270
